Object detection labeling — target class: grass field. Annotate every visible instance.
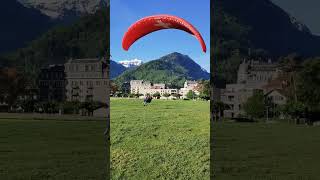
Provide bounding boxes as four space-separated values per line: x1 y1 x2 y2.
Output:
213 121 320 180
110 98 210 179
0 117 107 180
2 99 319 180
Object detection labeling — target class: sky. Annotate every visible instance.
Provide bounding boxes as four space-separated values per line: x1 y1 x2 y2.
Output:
110 0 210 72
271 0 320 35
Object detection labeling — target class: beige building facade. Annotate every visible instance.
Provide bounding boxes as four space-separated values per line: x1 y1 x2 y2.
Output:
179 80 200 98
221 60 282 118
65 58 109 103
130 80 179 96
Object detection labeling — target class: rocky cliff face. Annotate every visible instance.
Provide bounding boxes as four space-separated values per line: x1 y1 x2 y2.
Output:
215 0 320 57
18 0 106 19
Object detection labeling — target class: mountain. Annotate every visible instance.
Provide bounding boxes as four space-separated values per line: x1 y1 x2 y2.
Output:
213 0 320 84
110 60 126 79
214 0 320 57
118 59 143 68
18 0 107 22
0 0 107 54
0 0 55 54
115 52 210 88
1 8 108 82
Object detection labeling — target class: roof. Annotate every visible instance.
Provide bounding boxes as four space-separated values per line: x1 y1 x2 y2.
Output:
186 80 197 84
265 89 288 98
262 77 289 91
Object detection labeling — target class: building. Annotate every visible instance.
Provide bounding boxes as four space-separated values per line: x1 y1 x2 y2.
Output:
237 59 280 88
18 81 39 102
130 80 178 96
65 58 109 103
220 59 281 118
130 80 152 95
221 84 261 118
38 65 65 102
265 89 287 106
179 80 200 98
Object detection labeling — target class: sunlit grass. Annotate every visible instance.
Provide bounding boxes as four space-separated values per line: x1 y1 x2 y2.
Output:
110 98 210 179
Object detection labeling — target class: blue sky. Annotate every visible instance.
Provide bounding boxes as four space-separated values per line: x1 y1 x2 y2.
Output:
110 0 210 72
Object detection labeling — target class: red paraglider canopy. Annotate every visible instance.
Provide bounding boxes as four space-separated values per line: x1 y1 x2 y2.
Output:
122 14 207 53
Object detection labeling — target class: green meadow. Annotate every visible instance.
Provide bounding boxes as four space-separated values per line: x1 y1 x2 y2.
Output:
213 121 320 180
0 117 107 180
1 99 319 179
110 98 210 179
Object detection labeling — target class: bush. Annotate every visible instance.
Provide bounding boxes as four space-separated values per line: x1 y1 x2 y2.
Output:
232 117 256 123
63 101 81 114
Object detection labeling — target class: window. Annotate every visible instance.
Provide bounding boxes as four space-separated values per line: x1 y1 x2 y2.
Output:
228 96 235 101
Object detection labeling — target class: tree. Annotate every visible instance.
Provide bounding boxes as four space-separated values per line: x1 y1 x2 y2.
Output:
186 90 197 100
153 92 161 99
172 93 181 99
110 81 118 96
163 93 170 99
80 101 107 116
18 99 37 113
197 80 210 100
0 68 27 111
279 54 302 102
296 58 320 112
40 101 60 114
243 91 265 119
63 101 81 114
212 101 228 121
281 101 306 124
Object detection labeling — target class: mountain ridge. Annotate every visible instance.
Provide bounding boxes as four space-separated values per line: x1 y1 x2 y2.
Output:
115 52 209 88
214 0 320 83
215 0 320 57
0 0 55 54
18 0 106 20
110 60 126 79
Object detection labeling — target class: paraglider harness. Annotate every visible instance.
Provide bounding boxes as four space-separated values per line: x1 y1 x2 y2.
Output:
143 95 153 106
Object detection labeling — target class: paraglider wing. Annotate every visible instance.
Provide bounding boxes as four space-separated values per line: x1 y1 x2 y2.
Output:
122 14 206 53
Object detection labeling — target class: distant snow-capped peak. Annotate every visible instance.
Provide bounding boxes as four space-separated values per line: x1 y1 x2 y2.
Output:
118 59 143 68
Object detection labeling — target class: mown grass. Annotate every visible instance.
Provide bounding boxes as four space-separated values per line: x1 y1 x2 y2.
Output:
110 98 210 179
213 121 320 180
0 118 107 180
